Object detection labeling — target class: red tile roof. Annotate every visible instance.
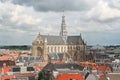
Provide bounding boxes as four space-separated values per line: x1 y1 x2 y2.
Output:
56 74 84 80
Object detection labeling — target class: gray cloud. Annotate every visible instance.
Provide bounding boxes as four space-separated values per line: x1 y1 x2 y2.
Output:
11 0 97 12
0 0 120 45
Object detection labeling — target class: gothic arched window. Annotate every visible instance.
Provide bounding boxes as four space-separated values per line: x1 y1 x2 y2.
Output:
61 47 63 52
51 47 53 52
54 46 56 52
58 47 60 52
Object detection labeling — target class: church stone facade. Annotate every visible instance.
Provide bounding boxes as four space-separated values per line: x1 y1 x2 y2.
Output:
32 15 86 62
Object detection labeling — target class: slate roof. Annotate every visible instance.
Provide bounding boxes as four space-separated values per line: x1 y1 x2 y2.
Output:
42 35 65 45
67 36 83 45
42 63 84 71
53 63 84 71
48 52 70 60
17 56 40 63
34 33 85 45
48 53 59 60
42 63 54 71
57 53 64 60
42 35 84 45
96 54 110 59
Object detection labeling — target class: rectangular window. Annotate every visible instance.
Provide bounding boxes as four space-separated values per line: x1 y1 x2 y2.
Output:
12 67 20 72
27 67 34 71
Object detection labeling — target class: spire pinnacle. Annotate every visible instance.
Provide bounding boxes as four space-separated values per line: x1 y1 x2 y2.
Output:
60 14 67 43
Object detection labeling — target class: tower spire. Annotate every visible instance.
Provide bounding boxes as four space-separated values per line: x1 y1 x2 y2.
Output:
60 14 67 43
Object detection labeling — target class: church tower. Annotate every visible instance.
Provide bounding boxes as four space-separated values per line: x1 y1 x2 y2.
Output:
60 15 67 43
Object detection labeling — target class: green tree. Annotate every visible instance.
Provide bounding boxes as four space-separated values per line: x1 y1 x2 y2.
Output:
38 71 45 80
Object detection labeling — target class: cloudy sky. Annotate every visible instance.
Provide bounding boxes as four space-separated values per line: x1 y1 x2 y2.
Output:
0 0 120 45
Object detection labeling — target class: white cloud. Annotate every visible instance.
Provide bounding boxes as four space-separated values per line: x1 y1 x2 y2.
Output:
86 0 120 21
0 0 120 45
10 5 42 25
0 1 42 26
68 20 114 34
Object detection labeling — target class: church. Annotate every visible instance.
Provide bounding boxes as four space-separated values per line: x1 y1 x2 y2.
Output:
32 15 87 62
